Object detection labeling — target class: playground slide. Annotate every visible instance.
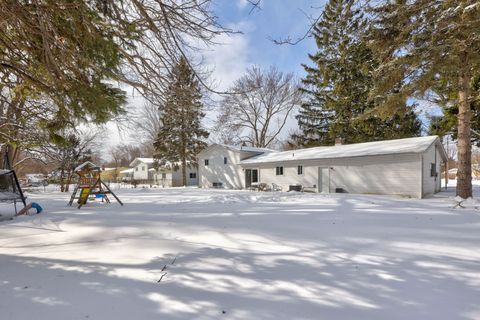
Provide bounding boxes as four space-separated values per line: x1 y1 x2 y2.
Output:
79 188 90 204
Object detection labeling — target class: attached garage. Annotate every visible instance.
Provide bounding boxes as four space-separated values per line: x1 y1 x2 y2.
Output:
240 136 447 198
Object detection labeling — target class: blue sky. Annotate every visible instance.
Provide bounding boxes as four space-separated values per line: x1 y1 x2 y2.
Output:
107 0 438 147
203 0 440 133
203 0 326 90
107 1 328 147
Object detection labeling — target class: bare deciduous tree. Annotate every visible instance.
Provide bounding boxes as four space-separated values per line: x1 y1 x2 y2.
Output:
214 66 302 148
131 102 162 146
1 0 233 167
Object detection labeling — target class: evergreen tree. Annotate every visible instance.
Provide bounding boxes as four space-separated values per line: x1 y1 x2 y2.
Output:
368 0 480 198
429 75 480 147
294 0 420 147
153 58 209 186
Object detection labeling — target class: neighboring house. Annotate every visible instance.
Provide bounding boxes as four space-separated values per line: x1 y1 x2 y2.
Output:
239 136 447 198
130 158 155 182
119 168 134 182
153 165 198 187
129 157 198 187
100 167 129 183
197 144 275 189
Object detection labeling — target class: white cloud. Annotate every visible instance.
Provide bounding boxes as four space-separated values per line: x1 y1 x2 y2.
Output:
200 22 253 92
236 0 249 9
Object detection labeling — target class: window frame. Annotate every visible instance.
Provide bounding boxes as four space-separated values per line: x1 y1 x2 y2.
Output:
189 172 197 179
297 165 303 175
276 166 284 176
204 159 209 166
430 163 437 177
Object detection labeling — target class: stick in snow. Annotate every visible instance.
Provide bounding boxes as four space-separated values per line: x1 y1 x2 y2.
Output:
157 272 167 283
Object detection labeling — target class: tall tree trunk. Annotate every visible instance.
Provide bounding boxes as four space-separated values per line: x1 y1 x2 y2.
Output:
60 168 65 192
65 172 72 192
182 157 187 187
456 62 472 198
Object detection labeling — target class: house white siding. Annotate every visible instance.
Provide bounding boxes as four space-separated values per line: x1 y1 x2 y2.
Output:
421 143 443 197
198 145 244 189
132 163 151 181
153 167 198 187
243 153 422 198
171 167 198 187
154 171 173 187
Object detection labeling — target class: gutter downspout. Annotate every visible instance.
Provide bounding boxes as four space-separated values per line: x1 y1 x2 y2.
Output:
420 154 424 199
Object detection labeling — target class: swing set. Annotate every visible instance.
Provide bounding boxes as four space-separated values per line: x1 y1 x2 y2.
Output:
0 150 27 215
68 161 123 209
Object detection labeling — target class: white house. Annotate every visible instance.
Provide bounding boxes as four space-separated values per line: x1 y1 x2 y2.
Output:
240 136 447 198
130 158 155 182
129 158 198 187
197 144 275 189
152 164 198 187
198 136 448 198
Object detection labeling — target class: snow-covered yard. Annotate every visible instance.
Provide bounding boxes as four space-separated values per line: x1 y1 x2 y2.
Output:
1 187 480 320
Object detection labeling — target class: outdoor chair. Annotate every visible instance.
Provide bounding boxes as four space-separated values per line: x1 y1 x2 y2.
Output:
272 183 282 192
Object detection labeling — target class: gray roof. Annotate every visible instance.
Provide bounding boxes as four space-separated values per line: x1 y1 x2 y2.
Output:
241 136 447 165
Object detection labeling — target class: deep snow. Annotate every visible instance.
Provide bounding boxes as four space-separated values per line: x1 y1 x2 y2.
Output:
1 185 479 319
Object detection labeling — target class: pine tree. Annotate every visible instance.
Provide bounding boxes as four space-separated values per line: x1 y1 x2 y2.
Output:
429 75 480 147
368 0 480 198
153 58 209 186
294 0 420 147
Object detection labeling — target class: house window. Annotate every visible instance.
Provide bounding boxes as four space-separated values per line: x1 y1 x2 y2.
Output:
204 159 209 166
142 166 145 171
190 172 197 179
135 167 138 171
224 157 228 164
430 163 437 177
276 166 284 176
298 165 303 175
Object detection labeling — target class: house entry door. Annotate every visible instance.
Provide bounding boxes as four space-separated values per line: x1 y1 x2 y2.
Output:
318 167 330 193
245 169 259 188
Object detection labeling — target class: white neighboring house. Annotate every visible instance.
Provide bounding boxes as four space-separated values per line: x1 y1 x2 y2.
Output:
240 136 447 198
130 158 155 182
152 164 198 187
197 144 275 189
129 158 198 187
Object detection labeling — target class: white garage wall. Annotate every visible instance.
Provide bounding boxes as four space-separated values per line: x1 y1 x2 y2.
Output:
421 144 443 196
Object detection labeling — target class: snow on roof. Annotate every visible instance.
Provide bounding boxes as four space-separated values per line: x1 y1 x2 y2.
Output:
241 136 445 165
129 158 155 167
120 168 134 174
199 144 276 155
74 161 98 172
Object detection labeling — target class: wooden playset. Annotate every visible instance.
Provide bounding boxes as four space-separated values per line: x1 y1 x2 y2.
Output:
68 161 123 209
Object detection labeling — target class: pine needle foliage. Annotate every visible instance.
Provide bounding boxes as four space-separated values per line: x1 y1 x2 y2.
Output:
294 0 420 147
153 57 209 186
367 0 480 198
